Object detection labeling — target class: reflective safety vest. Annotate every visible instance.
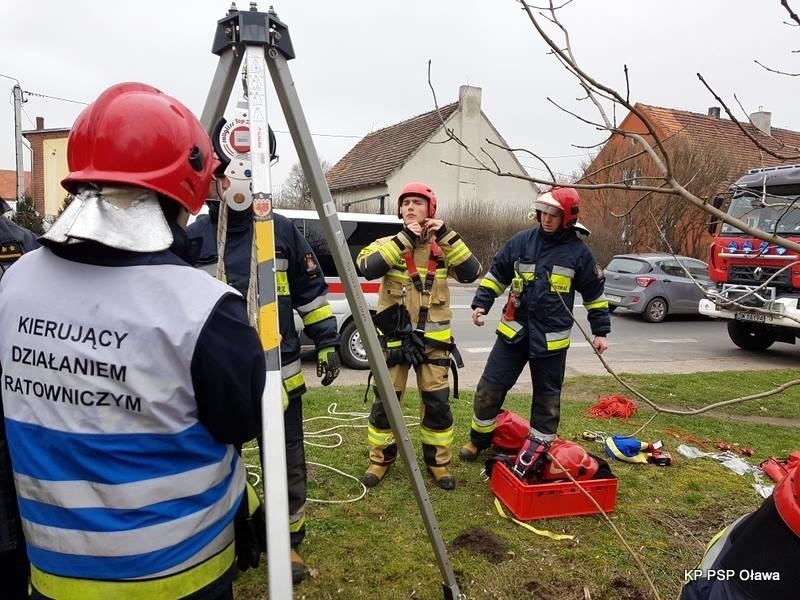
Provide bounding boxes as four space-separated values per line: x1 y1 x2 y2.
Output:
0 249 245 593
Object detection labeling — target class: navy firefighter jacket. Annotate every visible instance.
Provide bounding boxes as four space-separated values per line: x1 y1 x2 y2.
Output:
471 226 610 357
187 207 340 399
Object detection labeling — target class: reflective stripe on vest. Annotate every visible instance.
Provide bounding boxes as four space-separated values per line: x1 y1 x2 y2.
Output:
31 542 235 600
549 265 574 294
0 249 244 581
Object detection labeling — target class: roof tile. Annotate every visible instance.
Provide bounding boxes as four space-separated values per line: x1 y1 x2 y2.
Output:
637 103 800 183
326 102 459 192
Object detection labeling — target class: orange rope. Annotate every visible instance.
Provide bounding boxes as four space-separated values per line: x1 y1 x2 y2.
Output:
587 394 638 420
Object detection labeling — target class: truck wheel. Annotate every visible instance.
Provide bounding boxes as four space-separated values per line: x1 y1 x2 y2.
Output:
340 320 369 370
727 320 776 351
642 297 668 323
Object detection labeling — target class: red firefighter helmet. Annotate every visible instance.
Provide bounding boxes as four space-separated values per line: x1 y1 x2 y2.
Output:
533 187 581 229
774 462 800 536
540 439 599 481
62 82 218 214
397 181 437 219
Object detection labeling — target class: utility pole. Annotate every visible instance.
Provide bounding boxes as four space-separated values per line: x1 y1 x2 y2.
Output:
13 84 25 210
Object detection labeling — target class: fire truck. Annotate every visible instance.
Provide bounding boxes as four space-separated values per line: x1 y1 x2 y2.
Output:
699 164 800 350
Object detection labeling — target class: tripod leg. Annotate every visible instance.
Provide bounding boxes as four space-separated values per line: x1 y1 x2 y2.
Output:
200 47 243 131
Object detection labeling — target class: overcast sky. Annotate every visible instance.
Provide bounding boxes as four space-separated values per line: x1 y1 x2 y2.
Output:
2 0 799 192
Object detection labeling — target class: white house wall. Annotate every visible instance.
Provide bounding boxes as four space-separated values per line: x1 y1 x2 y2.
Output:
386 113 536 219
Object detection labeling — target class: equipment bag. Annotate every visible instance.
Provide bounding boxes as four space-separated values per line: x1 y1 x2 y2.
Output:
492 409 530 453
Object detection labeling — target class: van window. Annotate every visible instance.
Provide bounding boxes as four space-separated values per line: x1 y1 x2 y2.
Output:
297 219 403 278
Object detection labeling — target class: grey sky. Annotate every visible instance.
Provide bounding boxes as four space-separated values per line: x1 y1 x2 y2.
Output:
1 0 798 192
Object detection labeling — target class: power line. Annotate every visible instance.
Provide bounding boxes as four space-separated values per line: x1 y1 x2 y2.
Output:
23 90 88 105
273 129 362 139
0 73 21 85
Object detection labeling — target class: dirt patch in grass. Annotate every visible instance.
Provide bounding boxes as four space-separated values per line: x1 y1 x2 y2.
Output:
450 527 509 563
609 575 648 600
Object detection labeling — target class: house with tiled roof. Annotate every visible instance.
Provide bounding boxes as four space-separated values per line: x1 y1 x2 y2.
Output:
0 169 32 211
579 103 800 259
326 85 537 216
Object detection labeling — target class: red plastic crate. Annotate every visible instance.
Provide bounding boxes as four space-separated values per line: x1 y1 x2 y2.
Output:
490 462 618 520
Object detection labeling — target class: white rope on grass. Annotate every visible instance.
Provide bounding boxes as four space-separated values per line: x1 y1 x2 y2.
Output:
242 403 423 504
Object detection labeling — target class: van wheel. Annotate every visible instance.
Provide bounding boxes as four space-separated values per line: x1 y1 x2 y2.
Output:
340 320 369 370
642 297 668 323
727 320 775 351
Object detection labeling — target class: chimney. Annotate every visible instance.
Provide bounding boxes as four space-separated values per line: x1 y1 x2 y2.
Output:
707 107 720 119
35 116 44 130
749 107 771 136
457 85 482 211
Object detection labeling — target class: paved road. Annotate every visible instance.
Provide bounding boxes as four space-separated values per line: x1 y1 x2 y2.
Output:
303 287 800 391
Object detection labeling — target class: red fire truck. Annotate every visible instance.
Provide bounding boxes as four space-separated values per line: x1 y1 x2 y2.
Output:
699 164 800 350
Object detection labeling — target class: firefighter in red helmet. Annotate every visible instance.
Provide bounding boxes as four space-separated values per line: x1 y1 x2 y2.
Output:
459 187 610 480
0 82 265 599
357 181 482 490
681 462 800 599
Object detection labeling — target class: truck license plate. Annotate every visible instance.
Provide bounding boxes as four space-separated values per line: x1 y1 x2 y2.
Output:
734 312 766 323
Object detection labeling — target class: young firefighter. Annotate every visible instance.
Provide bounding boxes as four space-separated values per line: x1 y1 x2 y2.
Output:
187 179 341 585
0 204 39 599
459 187 610 478
357 182 482 490
0 83 265 600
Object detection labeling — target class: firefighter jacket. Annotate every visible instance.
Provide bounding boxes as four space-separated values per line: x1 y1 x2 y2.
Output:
188 207 340 399
680 495 798 600
0 217 39 282
0 231 265 599
357 224 482 347
472 226 610 357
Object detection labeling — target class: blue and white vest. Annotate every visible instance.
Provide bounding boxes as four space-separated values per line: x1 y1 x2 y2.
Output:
0 248 246 582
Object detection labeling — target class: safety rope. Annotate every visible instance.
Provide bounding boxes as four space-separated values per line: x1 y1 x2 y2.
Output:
242 403 422 505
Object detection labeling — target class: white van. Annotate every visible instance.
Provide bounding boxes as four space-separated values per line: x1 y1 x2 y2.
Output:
189 206 402 368
280 209 402 369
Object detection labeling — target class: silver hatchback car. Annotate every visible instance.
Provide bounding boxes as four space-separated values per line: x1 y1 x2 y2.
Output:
603 253 711 322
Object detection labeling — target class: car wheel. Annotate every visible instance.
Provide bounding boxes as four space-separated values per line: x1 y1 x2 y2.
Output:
642 297 667 323
339 320 369 369
727 320 775 351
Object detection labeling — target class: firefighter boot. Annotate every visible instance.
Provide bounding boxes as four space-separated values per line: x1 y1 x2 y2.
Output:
361 464 389 488
290 547 305 585
458 441 482 462
428 465 456 490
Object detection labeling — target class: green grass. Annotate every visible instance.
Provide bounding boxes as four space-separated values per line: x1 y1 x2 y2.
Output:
235 369 800 599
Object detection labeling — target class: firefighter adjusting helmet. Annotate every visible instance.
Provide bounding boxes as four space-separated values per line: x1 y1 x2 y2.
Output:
540 439 599 481
774 462 800 536
533 187 581 228
398 181 437 219
62 82 218 214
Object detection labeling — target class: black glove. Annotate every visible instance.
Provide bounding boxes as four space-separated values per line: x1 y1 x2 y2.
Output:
401 330 427 368
317 347 341 386
234 482 266 571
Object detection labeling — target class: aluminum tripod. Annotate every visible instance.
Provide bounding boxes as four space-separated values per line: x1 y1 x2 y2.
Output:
200 4 462 599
